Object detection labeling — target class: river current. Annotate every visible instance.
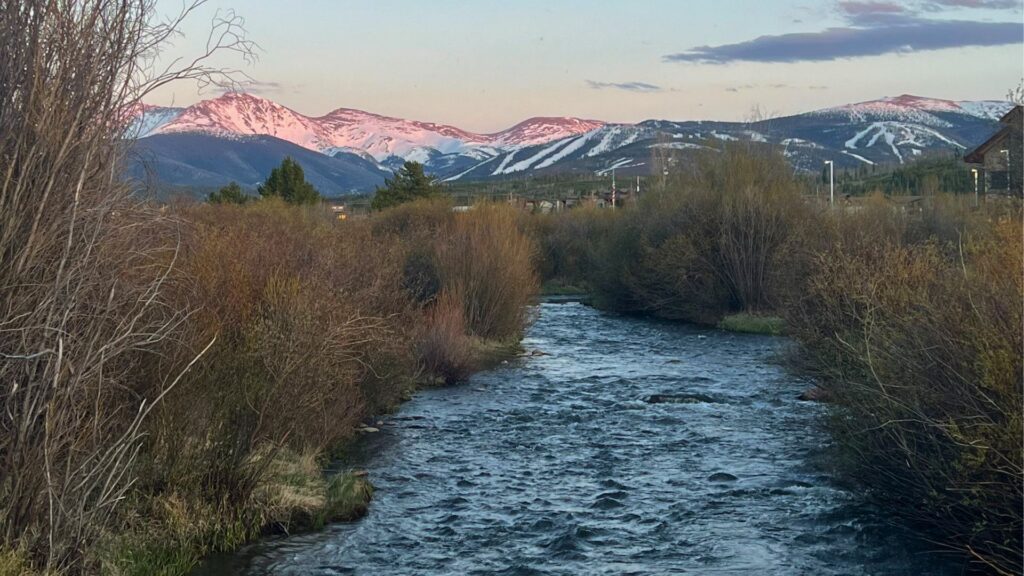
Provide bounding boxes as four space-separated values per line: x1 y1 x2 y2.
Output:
196 302 956 575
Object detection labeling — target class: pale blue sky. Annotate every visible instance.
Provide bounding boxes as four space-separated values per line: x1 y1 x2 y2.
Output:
150 0 1024 132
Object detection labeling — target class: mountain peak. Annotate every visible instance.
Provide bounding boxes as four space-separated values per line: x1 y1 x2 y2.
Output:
489 116 605 147
817 94 1011 122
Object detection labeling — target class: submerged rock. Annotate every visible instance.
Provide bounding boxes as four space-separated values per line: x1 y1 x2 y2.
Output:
708 472 739 482
646 393 717 404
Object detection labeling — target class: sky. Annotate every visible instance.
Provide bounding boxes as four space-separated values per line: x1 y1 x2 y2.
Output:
149 0 1024 132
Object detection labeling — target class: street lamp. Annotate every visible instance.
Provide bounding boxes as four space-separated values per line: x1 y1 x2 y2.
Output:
824 160 834 206
971 168 979 207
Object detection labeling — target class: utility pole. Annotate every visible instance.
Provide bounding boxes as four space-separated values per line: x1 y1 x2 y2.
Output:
824 160 834 207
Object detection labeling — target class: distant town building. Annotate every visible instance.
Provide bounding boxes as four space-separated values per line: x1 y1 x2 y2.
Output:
964 105 1022 196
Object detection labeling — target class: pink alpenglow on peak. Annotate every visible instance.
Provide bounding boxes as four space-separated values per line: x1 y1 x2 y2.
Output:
816 94 1013 124
130 93 606 161
487 117 606 148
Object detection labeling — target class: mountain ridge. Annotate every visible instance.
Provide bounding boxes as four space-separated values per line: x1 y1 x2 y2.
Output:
128 92 1014 195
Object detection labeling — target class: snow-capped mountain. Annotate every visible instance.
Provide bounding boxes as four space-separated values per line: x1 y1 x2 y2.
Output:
128 93 1014 195
131 92 601 162
128 104 185 139
815 94 1011 123
487 117 606 148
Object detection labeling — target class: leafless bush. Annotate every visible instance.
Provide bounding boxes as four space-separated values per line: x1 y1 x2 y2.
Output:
0 1 252 571
434 204 538 340
588 142 820 322
789 208 1023 574
142 202 415 501
416 291 474 384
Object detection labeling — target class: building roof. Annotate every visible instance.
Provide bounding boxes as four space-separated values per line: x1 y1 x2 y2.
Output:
999 104 1022 125
965 105 1021 164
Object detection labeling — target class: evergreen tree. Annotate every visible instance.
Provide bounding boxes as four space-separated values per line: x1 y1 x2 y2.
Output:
371 161 441 210
258 157 321 205
208 181 250 204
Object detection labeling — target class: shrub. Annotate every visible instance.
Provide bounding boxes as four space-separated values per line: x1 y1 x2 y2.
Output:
434 204 539 340
416 291 475 384
588 142 821 323
147 201 415 482
788 208 1023 573
0 2 198 571
530 206 617 289
102 201 419 573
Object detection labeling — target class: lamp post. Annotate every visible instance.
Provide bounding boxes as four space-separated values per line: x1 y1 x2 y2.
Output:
971 168 979 207
611 169 617 208
1001 149 1011 190
824 160 834 206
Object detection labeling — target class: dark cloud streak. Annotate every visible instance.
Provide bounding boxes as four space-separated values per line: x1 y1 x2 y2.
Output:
927 0 1020 8
586 80 663 93
838 1 908 15
664 17 1022 64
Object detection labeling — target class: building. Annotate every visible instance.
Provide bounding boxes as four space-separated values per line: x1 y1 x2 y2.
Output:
964 105 1022 196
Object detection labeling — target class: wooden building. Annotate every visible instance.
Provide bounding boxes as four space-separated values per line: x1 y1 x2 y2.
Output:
964 105 1022 196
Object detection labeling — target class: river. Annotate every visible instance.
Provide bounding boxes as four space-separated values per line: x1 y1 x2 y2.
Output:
196 302 956 575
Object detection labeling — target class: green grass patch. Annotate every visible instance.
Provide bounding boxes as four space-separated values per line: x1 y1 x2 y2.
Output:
718 313 786 335
98 448 375 576
319 474 374 525
0 548 42 576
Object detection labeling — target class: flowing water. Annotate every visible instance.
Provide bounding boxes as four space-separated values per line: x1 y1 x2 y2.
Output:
196 302 957 575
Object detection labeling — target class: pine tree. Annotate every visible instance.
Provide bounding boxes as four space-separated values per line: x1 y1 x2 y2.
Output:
208 181 250 204
258 157 321 205
371 161 441 210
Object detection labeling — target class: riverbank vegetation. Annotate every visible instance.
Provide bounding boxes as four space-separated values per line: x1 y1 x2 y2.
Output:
0 4 537 573
2 1 1019 574
533 143 1022 574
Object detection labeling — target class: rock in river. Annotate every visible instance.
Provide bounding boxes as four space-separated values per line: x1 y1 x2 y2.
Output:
646 393 717 404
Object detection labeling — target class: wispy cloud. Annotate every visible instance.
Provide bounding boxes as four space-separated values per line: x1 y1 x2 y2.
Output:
926 0 1020 8
838 1 908 16
664 16 1022 64
216 80 290 95
586 80 663 93
725 83 829 92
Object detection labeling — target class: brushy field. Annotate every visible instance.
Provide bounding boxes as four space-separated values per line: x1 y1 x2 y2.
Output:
533 143 1023 574
2 196 538 575
104 199 536 575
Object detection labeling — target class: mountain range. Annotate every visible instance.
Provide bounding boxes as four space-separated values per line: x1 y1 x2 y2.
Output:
128 92 1013 196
